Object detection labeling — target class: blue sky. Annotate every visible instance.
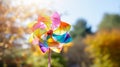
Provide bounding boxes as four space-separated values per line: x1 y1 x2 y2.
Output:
51 0 120 31
11 0 120 32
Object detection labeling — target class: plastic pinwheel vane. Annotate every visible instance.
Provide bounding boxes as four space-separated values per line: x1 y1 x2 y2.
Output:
28 12 72 67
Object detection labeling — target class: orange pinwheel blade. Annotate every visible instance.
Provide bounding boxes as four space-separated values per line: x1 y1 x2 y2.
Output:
47 36 60 47
53 21 71 35
38 14 52 30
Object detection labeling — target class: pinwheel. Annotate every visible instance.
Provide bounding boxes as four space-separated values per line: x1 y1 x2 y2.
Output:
28 12 72 67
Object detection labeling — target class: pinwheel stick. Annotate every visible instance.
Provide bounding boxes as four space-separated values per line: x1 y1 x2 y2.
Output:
48 48 51 67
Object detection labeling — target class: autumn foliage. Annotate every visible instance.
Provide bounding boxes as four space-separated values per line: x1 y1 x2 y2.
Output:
85 29 120 67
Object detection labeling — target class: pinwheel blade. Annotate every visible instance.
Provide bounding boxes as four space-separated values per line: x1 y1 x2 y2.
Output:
33 28 47 38
47 36 60 47
51 12 60 30
50 46 62 53
38 15 52 30
53 22 71 35
39 42 48 53
53 33 72 43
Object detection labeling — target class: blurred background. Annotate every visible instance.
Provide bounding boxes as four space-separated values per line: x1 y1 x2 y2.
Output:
0 0 120 67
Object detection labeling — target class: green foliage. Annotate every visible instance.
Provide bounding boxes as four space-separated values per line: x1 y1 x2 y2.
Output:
24 52 67 67
51 53 67 67
70 19 92 38
99 14 120 30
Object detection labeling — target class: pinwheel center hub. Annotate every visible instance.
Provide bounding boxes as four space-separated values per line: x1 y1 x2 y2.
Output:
47 30 53 35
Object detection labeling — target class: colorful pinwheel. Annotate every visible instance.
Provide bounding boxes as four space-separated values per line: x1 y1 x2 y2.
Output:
29 12 72 53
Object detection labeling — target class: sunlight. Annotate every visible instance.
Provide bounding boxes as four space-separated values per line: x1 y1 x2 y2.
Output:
10 0 56 8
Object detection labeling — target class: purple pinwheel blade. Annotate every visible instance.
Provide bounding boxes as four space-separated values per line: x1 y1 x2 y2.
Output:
39 42 48 53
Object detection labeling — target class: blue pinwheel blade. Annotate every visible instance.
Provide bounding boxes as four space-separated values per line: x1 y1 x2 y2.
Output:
53 33 72 43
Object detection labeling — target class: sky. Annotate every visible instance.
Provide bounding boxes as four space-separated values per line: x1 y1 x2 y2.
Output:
9 0 120 32
51 0 120 32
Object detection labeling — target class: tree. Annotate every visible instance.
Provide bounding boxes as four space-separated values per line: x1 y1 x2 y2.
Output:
98 14 120 30
70 19 92 38
85 29 120 67
0 1 31 66
65 19 92 67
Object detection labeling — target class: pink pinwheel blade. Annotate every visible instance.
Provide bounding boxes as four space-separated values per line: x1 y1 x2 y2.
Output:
51 12 60 30
32 37 39 45
32 22 46 31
